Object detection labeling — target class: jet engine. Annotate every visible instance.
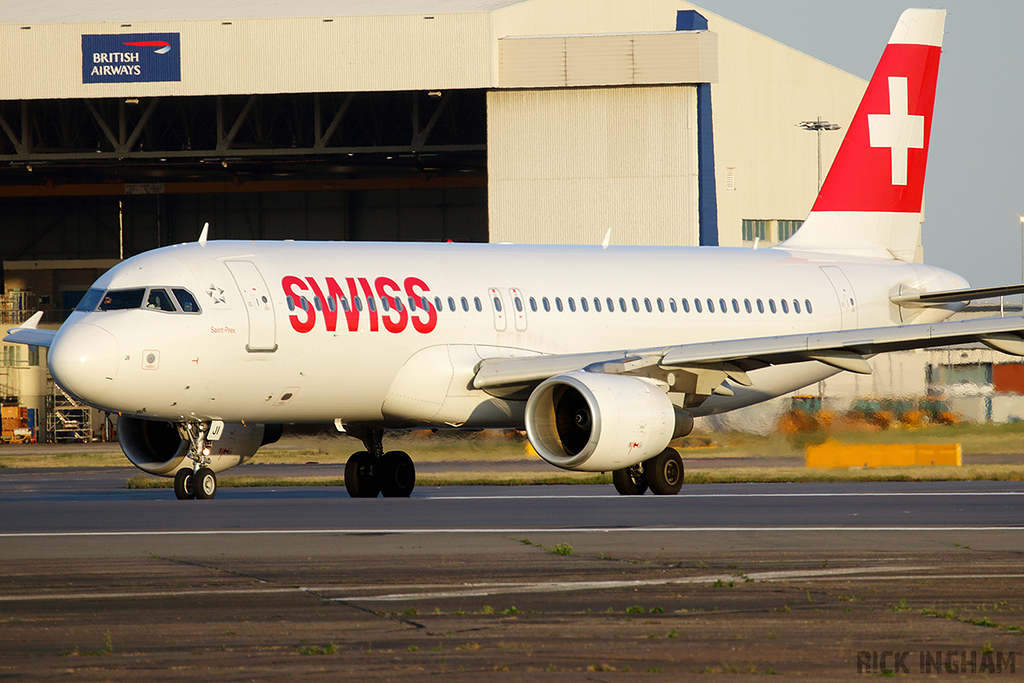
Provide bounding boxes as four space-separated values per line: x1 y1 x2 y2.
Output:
525 371 693 472
117 415 283 476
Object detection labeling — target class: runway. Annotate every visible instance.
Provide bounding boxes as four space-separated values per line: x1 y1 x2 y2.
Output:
2 467 1023 680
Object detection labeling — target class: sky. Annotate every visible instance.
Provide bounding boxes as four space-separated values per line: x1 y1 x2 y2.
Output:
693 0 1024 288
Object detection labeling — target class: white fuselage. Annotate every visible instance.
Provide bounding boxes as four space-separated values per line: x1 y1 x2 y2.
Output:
47 240 968 427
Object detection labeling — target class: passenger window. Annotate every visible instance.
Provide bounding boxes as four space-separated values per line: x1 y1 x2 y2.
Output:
593 297 601 312
631 298 640 313
805 299 813 314
474 297 482 312
434 296 442 312
580 298 588 313
328 296 337 312
367 297 377 313
381 297 391 312
731 298 740 314
408 296 418 311
781 299 789 314
461 297 469 312
619 297 627 312
657 298 665 313
355 298 364 312
606 297 614 312
555 297 563 312
448 296 456 312
172 289 201 313
514 297 523 313
707 299 715 313
493 296 502 312
395 298 404 312
568 298 576 312
681 298 690 313
100 288 146 311
76 288 105 312
542 297 551 312
286 297 296 311
694 298 702 313
793 299 801 314
719 298 727 313
300 297 309 311
342 297 350 313
146 288 177 312
769 299 777 313
529 297 537 312
744 299 752 314
756 299 764 314
669 298 677 313
314 297 322 312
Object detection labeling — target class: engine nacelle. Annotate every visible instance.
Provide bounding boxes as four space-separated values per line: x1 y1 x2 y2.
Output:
117 415 283 476
525 372 693 472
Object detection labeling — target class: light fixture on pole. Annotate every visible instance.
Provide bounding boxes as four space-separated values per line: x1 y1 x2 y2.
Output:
798 117 842 191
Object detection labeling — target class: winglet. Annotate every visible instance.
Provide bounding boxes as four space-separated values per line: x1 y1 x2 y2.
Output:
198 222 209 247
4 311 56 348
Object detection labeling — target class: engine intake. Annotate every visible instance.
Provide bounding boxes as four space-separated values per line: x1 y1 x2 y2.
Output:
117 415 282 476
525 372 692 472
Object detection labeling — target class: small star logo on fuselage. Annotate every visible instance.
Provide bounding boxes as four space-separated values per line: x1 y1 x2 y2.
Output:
206 284 226 304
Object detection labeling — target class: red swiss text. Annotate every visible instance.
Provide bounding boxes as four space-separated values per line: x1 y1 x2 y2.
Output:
282 275 437 335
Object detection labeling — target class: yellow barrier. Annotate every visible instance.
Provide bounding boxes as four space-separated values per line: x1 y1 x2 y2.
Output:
805 441 962 469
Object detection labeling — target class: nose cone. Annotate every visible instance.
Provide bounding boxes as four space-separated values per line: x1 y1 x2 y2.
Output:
48 322 120 406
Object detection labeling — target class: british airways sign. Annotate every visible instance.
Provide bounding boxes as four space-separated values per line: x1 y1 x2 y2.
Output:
82 33 181 84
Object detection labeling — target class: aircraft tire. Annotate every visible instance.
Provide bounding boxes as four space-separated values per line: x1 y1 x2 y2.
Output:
173 468 195 500
378 450 415 498
612 466 648 495
194 467 217 499
645 447 684 495
345 451 380 498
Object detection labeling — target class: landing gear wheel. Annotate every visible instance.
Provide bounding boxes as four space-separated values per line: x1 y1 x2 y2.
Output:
173 468 195 500
613 465 648 495
645 447 684 495
379 451 416 498
193 467 217 499
345 451 380 498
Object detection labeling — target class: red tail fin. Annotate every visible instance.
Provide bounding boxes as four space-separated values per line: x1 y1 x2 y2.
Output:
781 9 945 260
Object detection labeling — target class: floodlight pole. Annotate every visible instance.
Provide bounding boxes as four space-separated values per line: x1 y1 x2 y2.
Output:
798 117 842 191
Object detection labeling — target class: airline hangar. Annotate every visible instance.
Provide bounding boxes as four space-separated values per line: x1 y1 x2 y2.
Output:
0 0 867 436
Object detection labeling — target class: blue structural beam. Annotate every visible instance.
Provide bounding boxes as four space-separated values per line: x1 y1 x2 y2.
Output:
677 10 718 246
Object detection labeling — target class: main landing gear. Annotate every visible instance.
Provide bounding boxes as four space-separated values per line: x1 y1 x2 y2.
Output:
612 447 684 496
173 421 218 500
343 426 416 498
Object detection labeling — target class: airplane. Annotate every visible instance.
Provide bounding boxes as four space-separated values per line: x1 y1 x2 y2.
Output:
7 8 1024 500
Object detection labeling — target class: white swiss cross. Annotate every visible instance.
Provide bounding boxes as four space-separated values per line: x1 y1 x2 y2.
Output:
867 76 924 186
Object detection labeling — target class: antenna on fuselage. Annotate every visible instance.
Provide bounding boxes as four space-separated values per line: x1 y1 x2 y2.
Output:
198 222 209 247
601 228 611 250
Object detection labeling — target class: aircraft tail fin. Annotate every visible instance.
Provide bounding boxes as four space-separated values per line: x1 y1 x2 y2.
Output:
779 8 945 261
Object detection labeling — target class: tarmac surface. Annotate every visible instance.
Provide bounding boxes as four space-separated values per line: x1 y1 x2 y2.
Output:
2 460 1023 680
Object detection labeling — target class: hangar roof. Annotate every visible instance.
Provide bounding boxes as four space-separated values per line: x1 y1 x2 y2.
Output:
0 0 526 24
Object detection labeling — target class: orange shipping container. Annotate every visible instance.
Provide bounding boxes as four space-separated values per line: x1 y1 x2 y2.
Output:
993 364 1024 395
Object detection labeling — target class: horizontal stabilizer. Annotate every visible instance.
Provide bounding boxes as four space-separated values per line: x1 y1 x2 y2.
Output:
891 283 1024 308
4 311 56 348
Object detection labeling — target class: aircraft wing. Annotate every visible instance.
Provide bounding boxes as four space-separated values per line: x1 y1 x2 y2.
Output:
3 312 56 348
890 283 1024 308
472 314 1024 390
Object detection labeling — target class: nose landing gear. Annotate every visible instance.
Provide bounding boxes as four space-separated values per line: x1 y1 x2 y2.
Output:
343 426 416 498
173 421 218 500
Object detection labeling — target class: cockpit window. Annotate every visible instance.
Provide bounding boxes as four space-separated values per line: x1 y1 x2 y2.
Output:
99 288 146 311
146 288 177 312
75 288 105 312
173 288 201 313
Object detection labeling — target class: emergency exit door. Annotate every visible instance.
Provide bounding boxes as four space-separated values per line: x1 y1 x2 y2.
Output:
225 261 278 352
